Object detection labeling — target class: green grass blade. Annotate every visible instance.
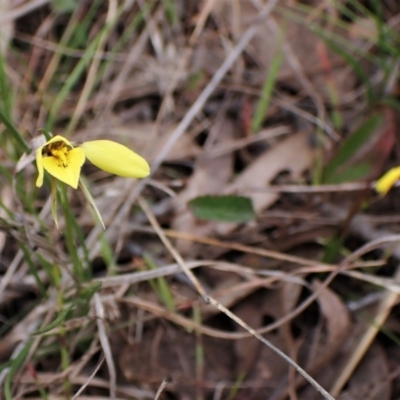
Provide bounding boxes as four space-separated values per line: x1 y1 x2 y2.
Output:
0 51 12 119
33 304 74 335
323 113 384 184
252 47 284 133
0 109 29 152
4 340 33 400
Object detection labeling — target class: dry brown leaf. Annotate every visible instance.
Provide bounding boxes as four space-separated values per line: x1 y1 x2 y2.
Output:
280 278 305 382
281 280 304 317
150 125 201 162
299 341 391 400
198 276 260 319
212 1 356 101
338 342 391 400
304 280 351 372
233 291 267 375
271 280 352 399
191 30 226 77
172 116 235 254
118 326 197 393
293 282 353 400
119 323 233 398
234 289 289 397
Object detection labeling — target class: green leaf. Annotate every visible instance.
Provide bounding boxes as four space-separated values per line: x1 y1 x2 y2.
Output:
322 234 344 264
79 281 102 302
33 304 74 335
0 108 29 152
144 253 175 312
322 113 384 184
52 0 79 13
4 340 33 400
188 195 255 223
32 281 101 336
252 45 284 133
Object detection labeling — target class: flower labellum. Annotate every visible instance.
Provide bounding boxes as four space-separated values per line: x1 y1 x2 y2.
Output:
36 135 150 189
36 135 85 189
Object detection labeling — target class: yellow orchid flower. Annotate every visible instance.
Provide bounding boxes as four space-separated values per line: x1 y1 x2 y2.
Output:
35 134 150 228
36 135 150 189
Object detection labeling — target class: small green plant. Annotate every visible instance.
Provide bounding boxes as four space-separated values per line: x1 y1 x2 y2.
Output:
188 195 255 223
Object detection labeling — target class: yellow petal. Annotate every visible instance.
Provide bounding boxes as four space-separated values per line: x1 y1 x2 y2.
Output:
41 147 85 189
80 140 150 178
36 147 44 187
36 135 75 187
375 166 400 195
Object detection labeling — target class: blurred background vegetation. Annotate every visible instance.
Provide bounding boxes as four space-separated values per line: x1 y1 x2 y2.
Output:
1 0 400 399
